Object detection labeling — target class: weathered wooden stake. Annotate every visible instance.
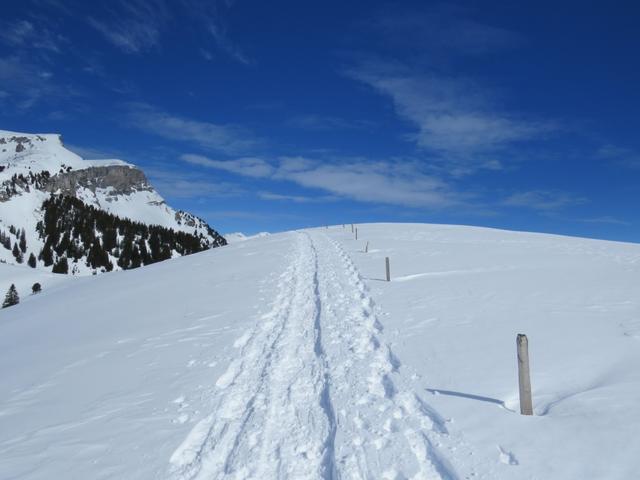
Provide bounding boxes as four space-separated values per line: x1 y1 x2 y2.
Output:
517 334 533 415
365 241 369 253
355 228 358 240
385 257 390 282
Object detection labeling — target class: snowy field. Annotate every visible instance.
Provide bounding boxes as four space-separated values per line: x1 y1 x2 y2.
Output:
1 223 639 479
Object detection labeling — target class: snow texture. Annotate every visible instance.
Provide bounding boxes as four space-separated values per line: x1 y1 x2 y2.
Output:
1 223 640 479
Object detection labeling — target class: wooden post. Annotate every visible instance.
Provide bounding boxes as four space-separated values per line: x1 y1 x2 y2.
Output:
385 257 390 282
517 334 533 415
355 228 358 240
365 241 369 253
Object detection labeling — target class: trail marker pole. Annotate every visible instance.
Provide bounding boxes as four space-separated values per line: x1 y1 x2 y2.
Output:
365 241 369 253
355 228 358 240
517 334 533 415
385 257 390 282
351 224 354 233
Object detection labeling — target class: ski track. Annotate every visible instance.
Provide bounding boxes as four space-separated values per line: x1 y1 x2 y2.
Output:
169 231 460 480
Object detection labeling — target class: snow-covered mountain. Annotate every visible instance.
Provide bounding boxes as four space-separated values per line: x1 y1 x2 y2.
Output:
0 129 226 274
1 223 639 479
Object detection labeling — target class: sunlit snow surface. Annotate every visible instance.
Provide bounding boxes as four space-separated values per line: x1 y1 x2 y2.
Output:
1 224 639 479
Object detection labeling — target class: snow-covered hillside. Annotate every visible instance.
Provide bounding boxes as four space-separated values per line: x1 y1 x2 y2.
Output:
0 130 225 275
1 223 639 479
224 231 270 244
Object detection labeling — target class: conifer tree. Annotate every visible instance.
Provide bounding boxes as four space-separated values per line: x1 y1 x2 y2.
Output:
2 284 19 308
52 256 69 274
12 242 23 263
32 282 41 294
19 229 27 253
27 253 37 268
39 243 54 266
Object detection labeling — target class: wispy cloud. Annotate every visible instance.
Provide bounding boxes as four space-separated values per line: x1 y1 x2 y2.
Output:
366 5 524 56
286 114 374 131
180 153 467 209
279 157 465 208
596 144 640 169
0 56 77 109
87 0 170 54
83 0 250 63
124 103 260 154
347 60 549 167
258 191 338 203
345 6 551 174
503 190 587 211
145 166 242 199
0 19 66 53
181 154 274 178
208 21 252 65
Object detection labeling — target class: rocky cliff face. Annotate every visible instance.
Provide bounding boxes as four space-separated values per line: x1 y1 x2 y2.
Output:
45 165 153 198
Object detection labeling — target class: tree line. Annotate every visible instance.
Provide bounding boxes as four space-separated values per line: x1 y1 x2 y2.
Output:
36 195 226 273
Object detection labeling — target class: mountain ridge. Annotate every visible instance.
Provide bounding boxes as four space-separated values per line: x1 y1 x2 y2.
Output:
0 129 226 275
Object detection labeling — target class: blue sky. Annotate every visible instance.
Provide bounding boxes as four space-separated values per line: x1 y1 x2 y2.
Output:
1 0 639 241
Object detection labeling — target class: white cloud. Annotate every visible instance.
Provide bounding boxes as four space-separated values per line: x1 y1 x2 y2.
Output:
84 0 250 63
181 154 274 178
275 158 460 208
258 191 337 203
145 167 242 199
88 18 161 54
286 114 374 131
208 22 252 65
125 103 259 154
88 0 169 53
0 20 35 47
503 190 586 211
348 61 549 164
179 152 466 209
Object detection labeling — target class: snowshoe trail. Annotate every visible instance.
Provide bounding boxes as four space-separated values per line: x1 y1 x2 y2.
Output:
169 233 335 480
314 233 458 480
169 230 461 479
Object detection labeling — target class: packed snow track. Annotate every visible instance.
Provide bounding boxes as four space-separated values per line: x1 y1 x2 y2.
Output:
168 231 461 479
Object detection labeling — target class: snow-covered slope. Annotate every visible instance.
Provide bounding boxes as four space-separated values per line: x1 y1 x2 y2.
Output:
1 223 639 479
224 231 270 244
0 129 225 274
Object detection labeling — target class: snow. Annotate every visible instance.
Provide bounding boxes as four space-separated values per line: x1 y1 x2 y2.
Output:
0 262 74 303
0 129 222 274
1 223 639 479
224 231 271 244
0 130 126 178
